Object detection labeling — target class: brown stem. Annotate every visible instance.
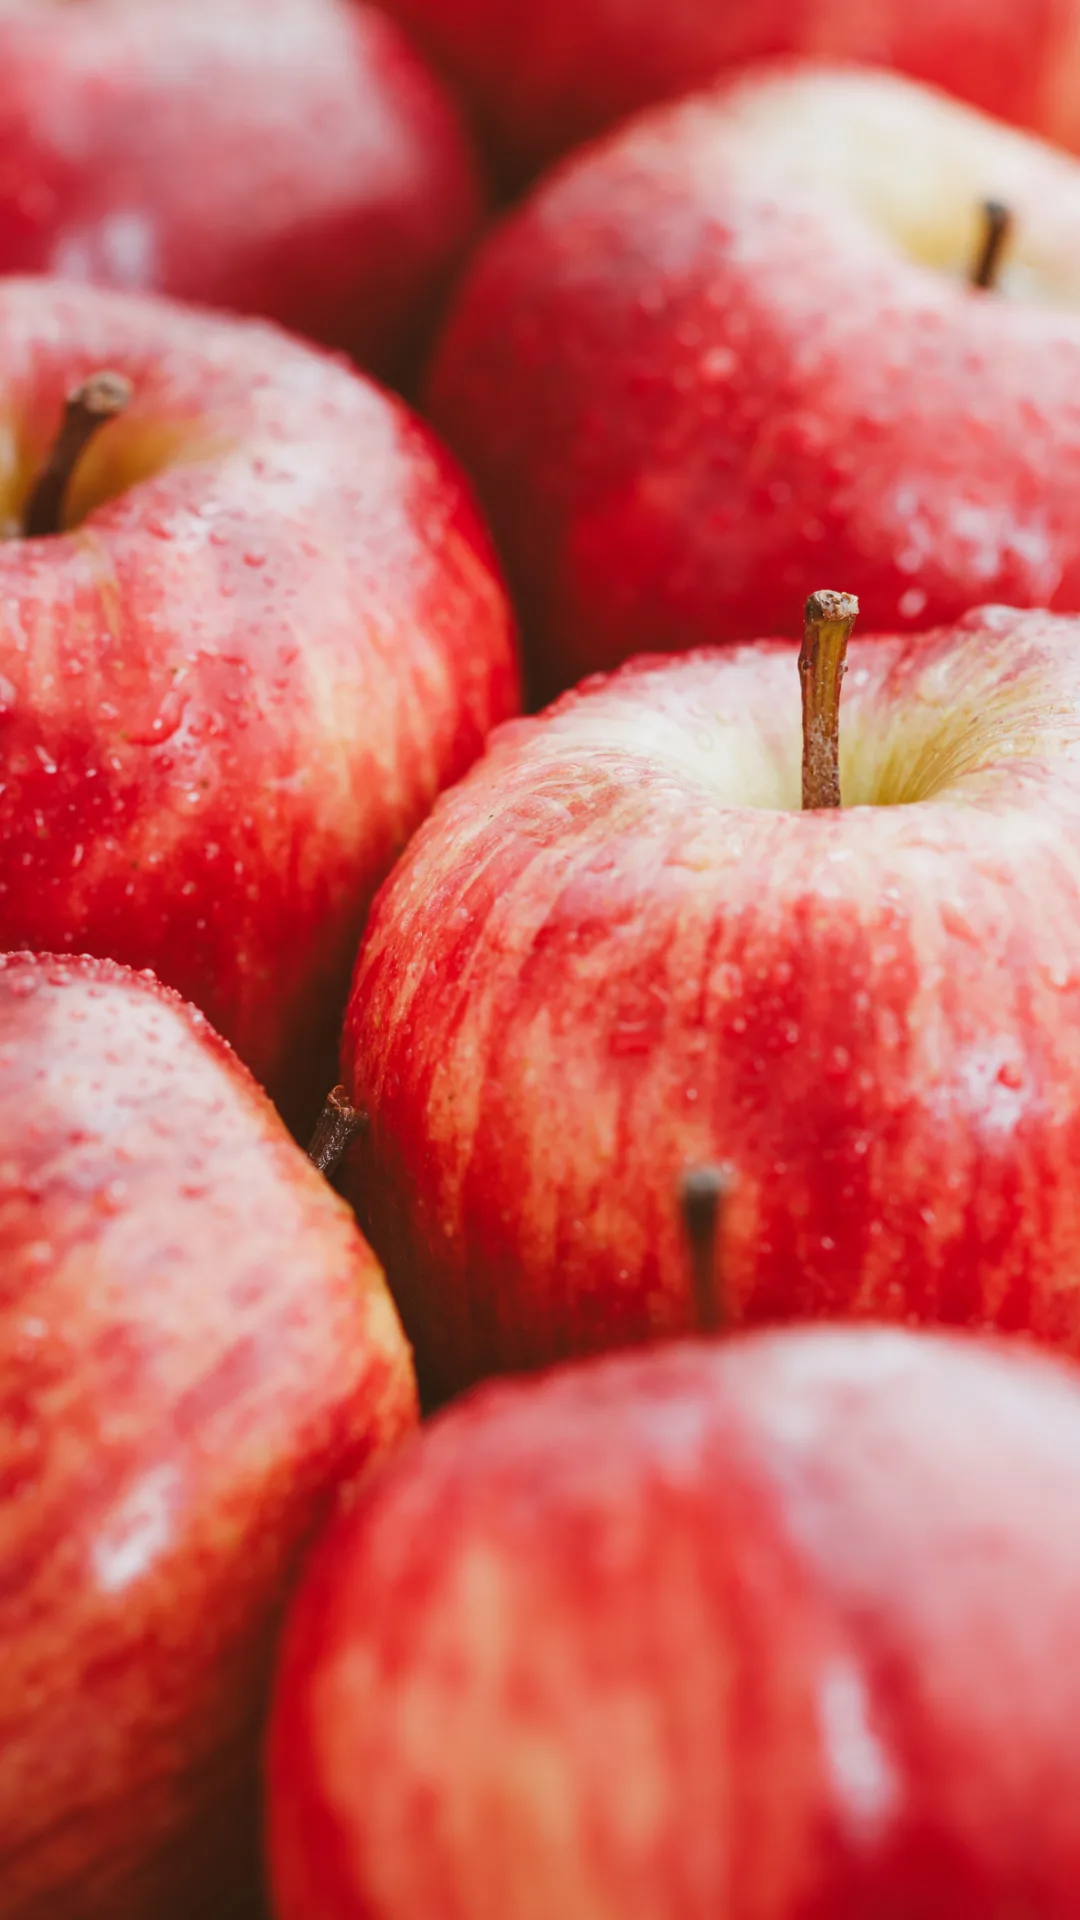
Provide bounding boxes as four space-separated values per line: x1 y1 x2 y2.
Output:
23 370 133 538
680 1164 731 1333
799 589 858 811
971 199 1012 291
308 1085 367 1179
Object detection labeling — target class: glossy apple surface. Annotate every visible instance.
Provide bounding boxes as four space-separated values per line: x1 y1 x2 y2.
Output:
0 277 517 1130
342 606 1080 1400
378 0 1080 183
269 1324 1080 1917
0 0 482 379
0 951 416 1920
430 64 1080 696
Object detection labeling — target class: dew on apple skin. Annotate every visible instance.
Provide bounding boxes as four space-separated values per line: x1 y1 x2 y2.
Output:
126 688 189 749
95 1180 128 1219
898 587 928 620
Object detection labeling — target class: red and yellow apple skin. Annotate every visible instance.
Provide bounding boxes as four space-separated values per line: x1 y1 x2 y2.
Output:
379 0 1080 184
429 64 1080 696
269 1326 1080 1918
0 951 416 1920
0 277 518 1130
343 608 1080 1402
0 0 482 380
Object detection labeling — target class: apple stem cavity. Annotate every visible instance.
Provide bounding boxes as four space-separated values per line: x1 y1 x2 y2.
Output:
680 1164 731 1333
799 589 858 811
971 199 1012 291
308 1085 367 1179
23 369 133 539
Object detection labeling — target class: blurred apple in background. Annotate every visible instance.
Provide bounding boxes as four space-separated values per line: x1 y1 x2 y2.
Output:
0 0 482 383
0 277 517 1133
430 64 1080 696
375 0 1080 185
269 1323 1080 1917
342 601 1080 1402
0 951 416 1920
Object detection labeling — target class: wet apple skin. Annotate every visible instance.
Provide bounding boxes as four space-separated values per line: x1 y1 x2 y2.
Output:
428 66 1080 695
342 610 1080 1402
268 1328 1080 1918
0 951 417 1920
0 0 483 379
0 277 518 1130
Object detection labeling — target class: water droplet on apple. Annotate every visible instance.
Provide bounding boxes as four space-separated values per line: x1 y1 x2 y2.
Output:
898 587 928 620
96 1180 127 1217
126 688 189 749
700 345 737 383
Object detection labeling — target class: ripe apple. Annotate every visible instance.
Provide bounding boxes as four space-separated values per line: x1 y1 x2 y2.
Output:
429 62 1080 697
0 275 517 1132
0 949 416 1920
340 598 1080 1403
377 0 1080 184
268 1322 1080 1917
0 0 482 381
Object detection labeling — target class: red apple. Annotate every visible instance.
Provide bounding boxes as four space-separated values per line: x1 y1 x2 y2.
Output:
429 63 1080 697
377 0 1080 184
0 950 416 1920
341 600 1080 1403
269 1323 1080 1917
0 0 482 380
0 276 517 1131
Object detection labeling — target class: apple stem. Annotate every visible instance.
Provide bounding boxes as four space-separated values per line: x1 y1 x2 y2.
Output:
681 1164 731 1333
799 589 858 811
971 199 1012 291
22 370 133 539
307 1085 367 1179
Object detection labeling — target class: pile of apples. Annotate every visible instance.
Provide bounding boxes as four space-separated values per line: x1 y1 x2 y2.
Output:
11 2 1080 1917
